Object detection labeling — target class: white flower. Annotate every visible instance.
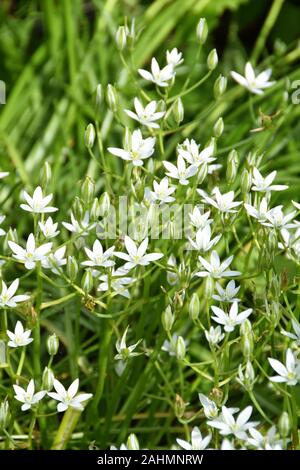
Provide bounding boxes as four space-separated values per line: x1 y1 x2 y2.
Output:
244 197 269 222
188 225 221 252
114 326 142 360
281 318 300 346
162 334 188 357
247 426 283 450
150 177 176 204
125 98 165 128
13 380 46 411
108 129 155 167
199 187 242 214
8 234 52 270
189 208 212 229
251 168 287 193
0 215 6 236
204 325 225 345
48 378 92 412
0 171 9 179
114 236 163 270
268 348 300 386
207 405 258 439
262 207 297 230
176 427 211 450
163 155 197 185
62 211 95 236
7 321 33 348
230 62 275 95
211 302 252 333
0 278 29 307
195 251 241 279
97 267 134 299
82 240 115 268
138 57 174 87
221 439 236 450
212 280 240 302
178 139 215 167
42 246 67 274
20 186 58 213
166 48 183 68
39 217 60 238
199 393 218 419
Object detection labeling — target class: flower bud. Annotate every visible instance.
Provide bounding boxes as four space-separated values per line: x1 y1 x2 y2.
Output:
196 18 208 45
42 367 55 391
197 163 208 184
278 411 291 438
207 49 218 71
173 98 184 124
67 256 78 281
99 192 110 216
214 117 224 138
81 270 93 293
189 293 200 321
40 161 52 188
47 333 59 356
81 176 95 204
0 400 10 430
84 123 96 149
237 361 255 390
72 196 84 221
226 149 239 184
3 228 18 254
205 277 214 298
161 305 175 332
127 433 139 450
106 84 118 113
241 331 254 359
147 158 155 174
115 25 127 51
214 75 227 99
241 168 252 194
174 394 187 419
175 336 186 360
90 198 100 219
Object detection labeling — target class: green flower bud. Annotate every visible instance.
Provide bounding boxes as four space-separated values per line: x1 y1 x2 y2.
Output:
214 117 224 138
67 256 78 281
99 192 110 216
189 293 200 321
147 158 155 174
84 123 96 149
278 411 291 438
81 270 93 293
47 333 59 356
196 18 208 45
173 98 184 124
207 49 218 71
127 433 139 450
205 277 214 299
174 394 187 419
81 176 95 204
115 25 127 51
197 163 208 184
0 400 10 430
42 367 55 391
40 161 52 188
72 196 84 221
90 198 100 219
237 361 255 390
226 149 239 184
161 305 175 332
241 168 252 194
214 74 227 99
175 336 186 360
106 84 118 113
3 228 18 255
241 331 254 359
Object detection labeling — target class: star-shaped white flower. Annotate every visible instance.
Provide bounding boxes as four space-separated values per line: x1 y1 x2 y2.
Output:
205 325 225 345
62 211 95 236
251 168 287 192
195 251 241 279
124 98 165 128
281 318 300 346
97 267 135 299
198 187 242 214
138 57 174 87
212 280 241 302
42 246 67 274
114 326 142 361
247 426 283 450
163 154 197 185
82 239 115 268
207 405 258 439
166 48 183 68
189 208 212 229
268 348 300 386
48 378 93 412
20 186 58 213
230 62 275 95
0 278 29 307
178 139 215 167
108 129 155 167
211 302 252 332
114 236 163 270
7 321 33 348
8 233 52 270
39 217 60 238
188 225 221 252
244 197 269 222
13 380 46 411
150 177 176 204
199 393 219 419
262 207 297 231
177 427 211 450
